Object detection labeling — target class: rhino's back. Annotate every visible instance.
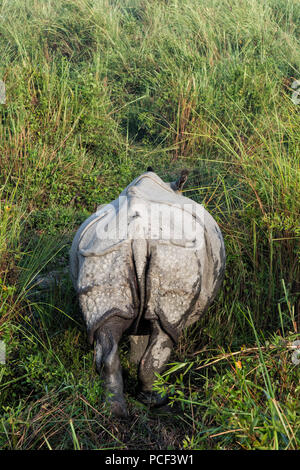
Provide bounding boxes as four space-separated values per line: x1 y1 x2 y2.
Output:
71 171 215 262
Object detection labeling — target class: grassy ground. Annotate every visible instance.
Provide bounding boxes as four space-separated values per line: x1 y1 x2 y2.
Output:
0 0 299 450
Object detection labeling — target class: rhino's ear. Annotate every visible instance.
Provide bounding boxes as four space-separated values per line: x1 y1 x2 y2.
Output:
174 169 189 191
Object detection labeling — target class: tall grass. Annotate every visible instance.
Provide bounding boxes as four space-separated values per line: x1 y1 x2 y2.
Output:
0 0 299 449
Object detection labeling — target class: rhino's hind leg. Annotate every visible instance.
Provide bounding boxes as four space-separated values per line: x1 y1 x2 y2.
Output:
138 320 173 407
95 317 133 418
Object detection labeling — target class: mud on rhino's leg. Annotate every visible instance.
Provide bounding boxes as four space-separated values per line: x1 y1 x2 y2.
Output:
129 334 150 365
138 320 173 406
94 317 133 418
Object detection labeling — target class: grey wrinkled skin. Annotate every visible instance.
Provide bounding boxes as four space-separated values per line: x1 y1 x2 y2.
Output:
70 170 226 417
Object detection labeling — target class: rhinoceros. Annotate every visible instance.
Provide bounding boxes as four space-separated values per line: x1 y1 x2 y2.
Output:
70 168 225 417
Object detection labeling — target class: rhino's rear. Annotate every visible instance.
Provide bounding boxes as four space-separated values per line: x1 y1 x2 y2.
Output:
70 171 225 344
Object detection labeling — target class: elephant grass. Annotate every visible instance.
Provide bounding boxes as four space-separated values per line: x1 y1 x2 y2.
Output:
0 0 299 450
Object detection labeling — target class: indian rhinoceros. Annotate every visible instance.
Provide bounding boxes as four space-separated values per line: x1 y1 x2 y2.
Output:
70 168 225 417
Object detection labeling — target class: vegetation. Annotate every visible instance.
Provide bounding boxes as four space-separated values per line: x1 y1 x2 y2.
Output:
0 0 299 450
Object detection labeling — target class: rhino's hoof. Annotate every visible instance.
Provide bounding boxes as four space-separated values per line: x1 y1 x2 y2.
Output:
109 398 128 419
138 390 168 407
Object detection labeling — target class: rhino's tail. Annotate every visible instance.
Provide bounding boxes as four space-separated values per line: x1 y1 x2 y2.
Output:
131 239 148 334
